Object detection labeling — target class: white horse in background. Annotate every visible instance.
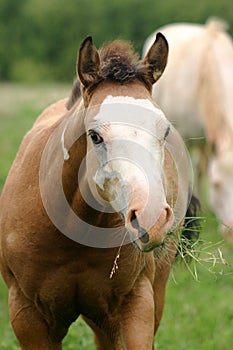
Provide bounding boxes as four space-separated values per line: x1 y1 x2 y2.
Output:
143 18 233 241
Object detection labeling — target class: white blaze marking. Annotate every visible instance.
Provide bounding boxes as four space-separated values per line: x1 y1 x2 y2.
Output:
91 95 167 146
100 95 164 115
87 95 167 216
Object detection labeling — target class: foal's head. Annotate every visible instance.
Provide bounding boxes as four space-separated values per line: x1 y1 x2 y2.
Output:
74 35 176 251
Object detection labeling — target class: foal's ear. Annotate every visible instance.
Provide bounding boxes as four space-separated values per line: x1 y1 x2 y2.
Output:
142 32 168 85
77 36 101 88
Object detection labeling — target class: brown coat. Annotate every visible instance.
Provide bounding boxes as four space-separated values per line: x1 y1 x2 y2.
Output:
0 35 198 350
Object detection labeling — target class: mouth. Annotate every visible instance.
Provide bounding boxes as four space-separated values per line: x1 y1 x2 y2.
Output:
133 239 164 253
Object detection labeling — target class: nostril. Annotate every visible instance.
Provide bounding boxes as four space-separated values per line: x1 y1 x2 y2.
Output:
139 230 149 243
163 205 174 231
130 211 139 230
130 210 149 243
166 206 173 222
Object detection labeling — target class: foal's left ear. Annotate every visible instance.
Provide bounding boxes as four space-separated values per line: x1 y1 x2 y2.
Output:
142 32 168 85
77 36 101 88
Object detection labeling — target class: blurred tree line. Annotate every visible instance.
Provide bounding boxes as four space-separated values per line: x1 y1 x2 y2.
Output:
0 0 232 82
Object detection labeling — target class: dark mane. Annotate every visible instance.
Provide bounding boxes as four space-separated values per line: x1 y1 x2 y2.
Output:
67 40 148 110
176 194 201 259
183 195 200 241
66 78 81 110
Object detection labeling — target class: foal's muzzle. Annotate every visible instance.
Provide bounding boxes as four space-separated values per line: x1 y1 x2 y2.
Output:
126 205 174 252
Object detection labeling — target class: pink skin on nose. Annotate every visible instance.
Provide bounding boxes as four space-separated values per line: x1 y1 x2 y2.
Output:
126 204 174 252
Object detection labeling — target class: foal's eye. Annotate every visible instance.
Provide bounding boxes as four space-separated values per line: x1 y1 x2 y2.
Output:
164 125 170 141
89 130 104 145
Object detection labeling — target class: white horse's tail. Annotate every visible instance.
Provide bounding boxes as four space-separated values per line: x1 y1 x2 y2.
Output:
205 17 229 33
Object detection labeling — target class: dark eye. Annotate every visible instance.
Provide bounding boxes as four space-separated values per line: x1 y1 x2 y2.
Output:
164 125 170 141
89 130 104 145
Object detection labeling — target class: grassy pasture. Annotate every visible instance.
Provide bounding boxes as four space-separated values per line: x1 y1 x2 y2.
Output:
0 83 232 349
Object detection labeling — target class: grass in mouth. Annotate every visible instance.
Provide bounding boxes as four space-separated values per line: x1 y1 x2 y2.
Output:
172 216 232 281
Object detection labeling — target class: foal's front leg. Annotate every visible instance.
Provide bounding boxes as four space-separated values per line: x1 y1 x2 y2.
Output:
119 276 155 349
85 277 155 350
8 280 65 350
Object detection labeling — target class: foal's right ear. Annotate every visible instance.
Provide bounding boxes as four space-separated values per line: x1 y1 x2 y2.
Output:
77 36 101 88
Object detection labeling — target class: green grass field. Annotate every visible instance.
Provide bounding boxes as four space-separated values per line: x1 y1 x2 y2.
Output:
0 84 232 349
